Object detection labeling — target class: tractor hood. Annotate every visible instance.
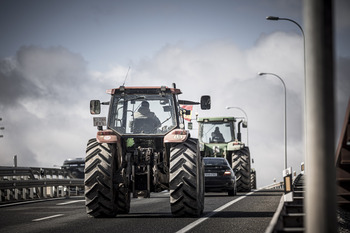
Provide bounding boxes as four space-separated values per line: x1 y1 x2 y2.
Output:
200 140 245 157
200 142 228 157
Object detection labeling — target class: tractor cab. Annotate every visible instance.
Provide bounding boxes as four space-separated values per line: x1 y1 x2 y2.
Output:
197 116 253 191
108 87 179 136
198 117 236 143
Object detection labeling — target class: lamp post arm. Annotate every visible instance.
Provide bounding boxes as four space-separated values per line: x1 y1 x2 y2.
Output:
258 72 287 169
278 18 305 38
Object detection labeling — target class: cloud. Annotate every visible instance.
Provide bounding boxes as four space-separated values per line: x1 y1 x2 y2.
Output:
1 31 348 187
107 32 306 187
0 46 101 167
0 57 39 106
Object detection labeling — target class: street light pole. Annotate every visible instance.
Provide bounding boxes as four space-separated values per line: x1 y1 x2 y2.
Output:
258 72 287 170
225 106 249 146
266 16 305 73
266 15 306 102
304 0 337 232
266 16 305 39
266 16 306 167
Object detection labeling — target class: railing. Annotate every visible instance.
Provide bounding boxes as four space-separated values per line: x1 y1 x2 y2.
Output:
265 173 305 233
0 166 84 204
261 167 303 191
260 182 284 190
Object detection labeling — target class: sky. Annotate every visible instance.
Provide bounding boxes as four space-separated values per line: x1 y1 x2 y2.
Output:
0 0 349 188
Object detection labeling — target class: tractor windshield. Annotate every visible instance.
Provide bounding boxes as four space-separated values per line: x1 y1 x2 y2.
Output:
199 122 234 143
108 93 177 135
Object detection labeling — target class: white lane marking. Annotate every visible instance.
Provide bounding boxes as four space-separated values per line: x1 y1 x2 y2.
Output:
0 197 67 208
32 214 64 222
56 200 85 205
176 191 255 233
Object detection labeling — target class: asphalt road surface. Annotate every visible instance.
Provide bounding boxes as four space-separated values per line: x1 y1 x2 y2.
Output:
0 189 283 233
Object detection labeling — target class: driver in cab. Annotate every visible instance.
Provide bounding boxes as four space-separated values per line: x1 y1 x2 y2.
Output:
133 101 161 133
211 127 225 142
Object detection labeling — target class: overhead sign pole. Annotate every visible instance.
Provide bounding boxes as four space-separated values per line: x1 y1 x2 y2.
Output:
304 0 337 232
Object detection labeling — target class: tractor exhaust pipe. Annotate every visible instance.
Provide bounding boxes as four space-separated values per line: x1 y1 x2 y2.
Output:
237 120 243 142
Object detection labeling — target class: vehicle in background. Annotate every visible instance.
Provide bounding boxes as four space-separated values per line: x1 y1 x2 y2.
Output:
197 117 255 191
204 157 237 196
61 158 85 179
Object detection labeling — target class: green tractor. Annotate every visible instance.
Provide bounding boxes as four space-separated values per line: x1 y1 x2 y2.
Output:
197 117 255 192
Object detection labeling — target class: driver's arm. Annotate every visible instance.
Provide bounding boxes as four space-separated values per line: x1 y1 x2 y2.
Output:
154 116 161 128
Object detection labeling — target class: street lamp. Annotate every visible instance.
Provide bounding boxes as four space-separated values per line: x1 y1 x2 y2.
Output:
266 16 306 162
258 72 287 169
225 106 249 146
266 15 306 99
266 16 305 39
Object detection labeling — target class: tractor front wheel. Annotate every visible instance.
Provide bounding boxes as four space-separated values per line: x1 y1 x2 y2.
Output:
232 147 251 192
169 138 204 217
84 138 130 217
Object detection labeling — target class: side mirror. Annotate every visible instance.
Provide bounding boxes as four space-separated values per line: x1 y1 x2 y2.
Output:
188 121 193 130
242 120 248 128
90 100 101 114
200 95 211 110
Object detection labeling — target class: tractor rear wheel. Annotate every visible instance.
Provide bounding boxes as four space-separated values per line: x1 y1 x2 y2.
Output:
169 138 204 217
84 138 130 217
232 147 251 192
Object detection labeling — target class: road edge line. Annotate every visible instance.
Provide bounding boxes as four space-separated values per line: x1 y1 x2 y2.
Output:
175 191 255 233
0 197 68 208
264 195 284 233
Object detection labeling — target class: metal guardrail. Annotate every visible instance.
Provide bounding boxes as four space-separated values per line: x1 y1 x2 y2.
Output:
260 182 284 190
0 166 84 203
261 170 302 191
265 173 305 233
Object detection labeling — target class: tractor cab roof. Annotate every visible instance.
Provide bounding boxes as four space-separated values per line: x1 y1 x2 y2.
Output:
106 86 182 95
197 117 236 123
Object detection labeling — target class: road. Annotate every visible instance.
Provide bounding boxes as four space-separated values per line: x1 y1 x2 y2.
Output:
0 189 283 233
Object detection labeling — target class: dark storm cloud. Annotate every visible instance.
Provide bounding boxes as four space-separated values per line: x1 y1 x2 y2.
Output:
0 46 88 107
0 57 39 106
337 56 350 100
335 56 350 138
0 46 95 167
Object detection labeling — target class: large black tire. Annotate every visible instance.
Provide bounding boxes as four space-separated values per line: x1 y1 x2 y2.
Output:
232 147 251 192
228 188 236 196
169 138 204 217
116 183 130 214
84 138 130 217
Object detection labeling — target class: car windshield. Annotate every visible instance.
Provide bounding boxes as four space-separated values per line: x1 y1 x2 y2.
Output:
204 158 228 166
199 122 234 143
108 94 177 135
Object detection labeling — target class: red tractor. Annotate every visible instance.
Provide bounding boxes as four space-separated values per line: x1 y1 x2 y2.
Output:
85 84 210 217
